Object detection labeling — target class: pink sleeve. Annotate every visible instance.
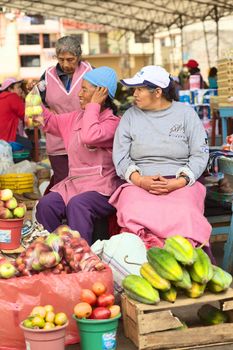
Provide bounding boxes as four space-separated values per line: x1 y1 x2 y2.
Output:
42 105 76 144
80 103 119 148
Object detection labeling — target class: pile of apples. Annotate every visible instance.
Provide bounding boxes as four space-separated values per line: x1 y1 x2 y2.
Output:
25 93 42 128
0 224 105 279
73 282 120 320
22 305 68 330
0 189 26 219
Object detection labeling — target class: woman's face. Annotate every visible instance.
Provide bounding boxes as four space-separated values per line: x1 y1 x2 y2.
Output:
79 80 96 109
57 52 79 74
9 83 23 97
133 86 161 110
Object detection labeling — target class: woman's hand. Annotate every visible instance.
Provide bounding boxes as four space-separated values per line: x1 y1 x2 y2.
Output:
130 172 169 193
91 87 108 105
32 114 45 127
149 176 187 195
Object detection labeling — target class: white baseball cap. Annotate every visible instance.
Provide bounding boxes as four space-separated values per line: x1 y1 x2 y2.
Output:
120 65 170 89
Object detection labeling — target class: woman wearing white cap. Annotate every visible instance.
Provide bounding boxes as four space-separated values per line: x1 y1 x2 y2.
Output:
110 65 212 253
34 67 123 244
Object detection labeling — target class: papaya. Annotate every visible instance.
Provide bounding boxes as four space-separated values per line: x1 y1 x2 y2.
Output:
122 275 160 304
140 263 171 291
189 248 213 284
147 248 183 282
185 281 206 298
160 286 177 303
207 265 233 293
197 304 229 325
173 267 192 290
164 235 197 265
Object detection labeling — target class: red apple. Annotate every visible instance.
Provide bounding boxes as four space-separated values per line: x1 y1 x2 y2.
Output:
97 294 115 307
4 197 18 210
90 307 111 320
0 207 13 219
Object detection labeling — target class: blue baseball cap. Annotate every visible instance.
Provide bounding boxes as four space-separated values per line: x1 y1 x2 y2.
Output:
83 66 118 99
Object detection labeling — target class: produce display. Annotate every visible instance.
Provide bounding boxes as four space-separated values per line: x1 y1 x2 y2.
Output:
122 235 233 304
0 225 105 279
0 189 26 219
25 91 42 128
22 305 68 329
73 282 120 320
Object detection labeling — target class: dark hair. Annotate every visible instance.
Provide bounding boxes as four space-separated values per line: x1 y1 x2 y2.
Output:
104 96 118 115
148 79 178 102
209 67 217 78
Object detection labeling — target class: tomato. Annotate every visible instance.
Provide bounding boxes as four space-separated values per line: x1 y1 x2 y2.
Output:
97 293 115 307
108 305 121 318
90 307 111 320
74 302 92 319
92 282 107 296
81 289 97 306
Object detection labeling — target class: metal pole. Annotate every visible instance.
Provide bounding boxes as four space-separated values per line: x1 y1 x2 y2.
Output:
214 6 220 60
202 20 211 68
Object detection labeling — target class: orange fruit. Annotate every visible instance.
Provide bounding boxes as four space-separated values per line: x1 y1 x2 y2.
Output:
80 289 97 306
92 282 107 296
74 302 92 319
44 305 54 313
45 311 55 323
43 322 55 330
108 305 120 318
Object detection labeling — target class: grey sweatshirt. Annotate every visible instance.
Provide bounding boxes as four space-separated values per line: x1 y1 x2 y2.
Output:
113 101 209 185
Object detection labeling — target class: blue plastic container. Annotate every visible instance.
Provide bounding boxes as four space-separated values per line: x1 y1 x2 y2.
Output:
9 142 24 151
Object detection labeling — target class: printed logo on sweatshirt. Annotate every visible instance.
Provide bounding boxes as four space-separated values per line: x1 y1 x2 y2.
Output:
169 123 186 140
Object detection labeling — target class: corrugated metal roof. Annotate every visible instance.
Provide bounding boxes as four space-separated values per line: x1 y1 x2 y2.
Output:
0 0 232 33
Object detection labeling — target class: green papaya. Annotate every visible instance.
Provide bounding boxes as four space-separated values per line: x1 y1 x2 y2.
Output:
122 275 160 304
147 247 183 282
197 304 229 325
160 286 177 303
173 267 192 290
185 281 206 298
207 265 233 293
189 248 213 284
164 235 197 265
140 263 171 291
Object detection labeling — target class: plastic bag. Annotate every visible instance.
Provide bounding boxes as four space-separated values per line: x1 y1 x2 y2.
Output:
0 267 113 349
25 85 42 128
0 140 13 174
92 232 147 293
15 229 104 276
4 160 37 174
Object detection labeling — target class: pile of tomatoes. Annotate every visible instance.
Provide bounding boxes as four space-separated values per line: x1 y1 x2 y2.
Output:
73 282 120 320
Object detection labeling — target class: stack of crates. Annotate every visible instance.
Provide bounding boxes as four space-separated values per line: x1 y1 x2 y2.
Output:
217 49 233 106
0 173 34 194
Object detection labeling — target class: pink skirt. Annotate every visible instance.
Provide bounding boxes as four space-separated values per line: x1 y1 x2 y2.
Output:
109 182 211 248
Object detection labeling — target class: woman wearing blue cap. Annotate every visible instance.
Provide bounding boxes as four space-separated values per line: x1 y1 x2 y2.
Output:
35 66 123 244
110 65 212 254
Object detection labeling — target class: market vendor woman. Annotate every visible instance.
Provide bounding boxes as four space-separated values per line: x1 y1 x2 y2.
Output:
35 67 122 244
110 65 211 249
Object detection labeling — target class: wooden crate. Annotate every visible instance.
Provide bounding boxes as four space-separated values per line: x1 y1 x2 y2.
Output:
121 288 233 350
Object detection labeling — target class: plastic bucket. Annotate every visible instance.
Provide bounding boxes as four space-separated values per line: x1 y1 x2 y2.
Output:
73 314 121 350
20 322 68 350
0 218 23 250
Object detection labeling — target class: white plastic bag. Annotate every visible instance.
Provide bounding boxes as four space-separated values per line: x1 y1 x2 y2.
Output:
0 140 13 174
91 233 147 293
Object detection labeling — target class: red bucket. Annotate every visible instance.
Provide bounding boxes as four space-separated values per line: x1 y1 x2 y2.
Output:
0 218 23 250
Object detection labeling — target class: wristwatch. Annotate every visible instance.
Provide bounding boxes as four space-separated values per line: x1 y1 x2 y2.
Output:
178 173 190 185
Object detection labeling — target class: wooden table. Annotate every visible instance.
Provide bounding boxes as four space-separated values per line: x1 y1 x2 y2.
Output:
219 106 233 143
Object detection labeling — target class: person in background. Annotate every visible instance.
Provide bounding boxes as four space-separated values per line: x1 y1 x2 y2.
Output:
0 78 32 152
208 67 218 89
38 35 92 189
35 67 122 245
109 65 212 256
183 59 207 89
